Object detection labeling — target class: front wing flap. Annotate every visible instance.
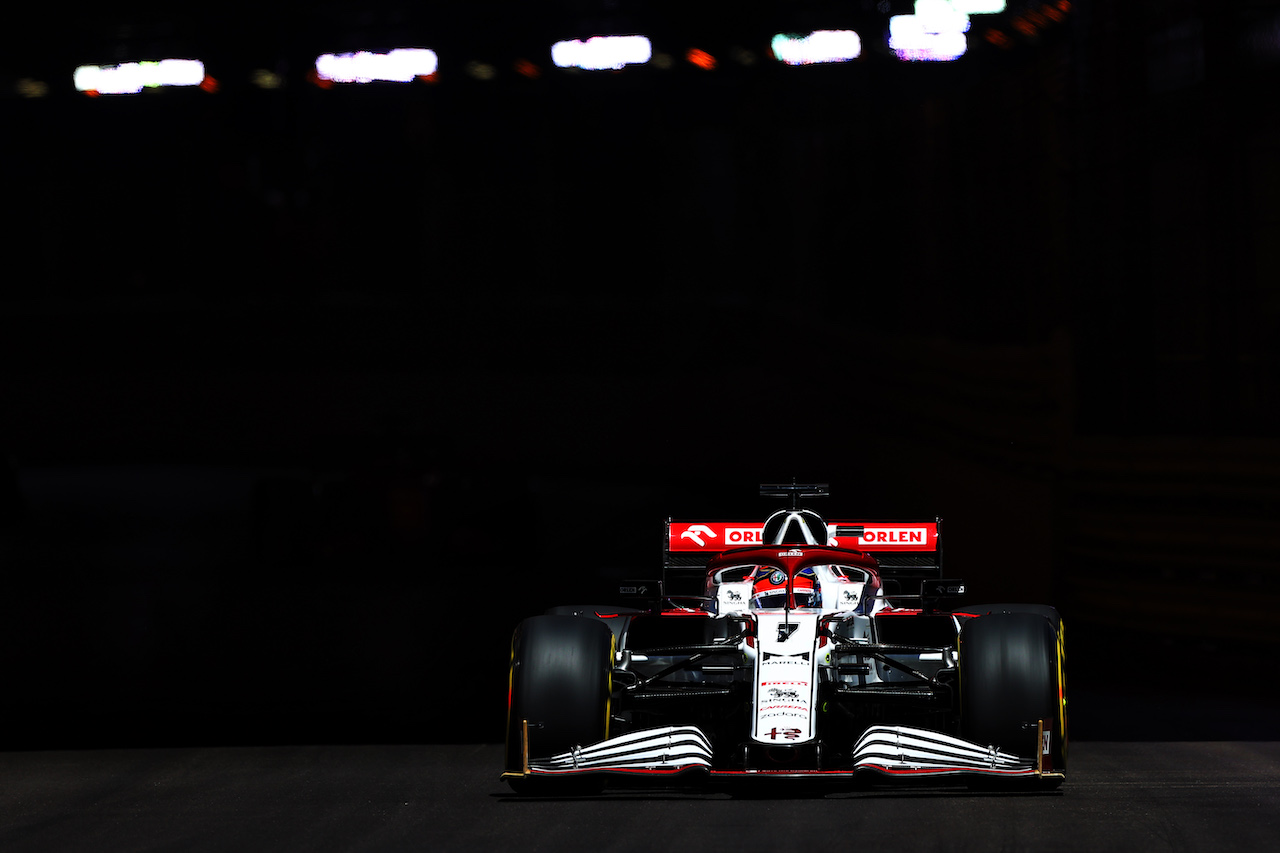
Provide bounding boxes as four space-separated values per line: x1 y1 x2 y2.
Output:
849 726 1034 777
520 726 713 777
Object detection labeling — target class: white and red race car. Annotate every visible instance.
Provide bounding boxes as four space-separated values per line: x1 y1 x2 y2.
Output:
503 483 1067 792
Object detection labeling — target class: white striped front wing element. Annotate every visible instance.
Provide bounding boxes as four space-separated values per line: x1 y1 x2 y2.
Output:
527 726 713 775
852 726 1037 777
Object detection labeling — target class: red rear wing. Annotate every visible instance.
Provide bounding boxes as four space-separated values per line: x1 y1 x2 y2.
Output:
667 521 939 553
662 518 943 597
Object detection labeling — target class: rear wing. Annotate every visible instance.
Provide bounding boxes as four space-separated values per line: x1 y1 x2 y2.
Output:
662 517 943 597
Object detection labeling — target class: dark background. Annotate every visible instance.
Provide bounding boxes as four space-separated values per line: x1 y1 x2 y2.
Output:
2 1 1278 749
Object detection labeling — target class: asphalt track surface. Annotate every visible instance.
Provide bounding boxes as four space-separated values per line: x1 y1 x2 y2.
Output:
3 741 1279 852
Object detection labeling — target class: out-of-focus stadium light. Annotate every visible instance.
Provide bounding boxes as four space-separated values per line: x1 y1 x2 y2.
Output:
550 35 651 71
16 78 50 98
952 0 1005 13
252 69 284 89
770 30 862 66
984 27 1014 48
889 0 970 61
513 59 541 79
686 48 716 70
73 59 206 94
313 48 439 84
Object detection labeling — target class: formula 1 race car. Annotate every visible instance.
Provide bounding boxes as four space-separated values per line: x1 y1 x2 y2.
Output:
502 483 1067 792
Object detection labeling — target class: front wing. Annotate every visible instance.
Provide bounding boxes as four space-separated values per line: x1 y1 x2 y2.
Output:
504 723 1061 783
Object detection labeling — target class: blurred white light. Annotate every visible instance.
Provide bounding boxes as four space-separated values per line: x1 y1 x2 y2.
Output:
952 0 1005 12
73 59 205 94
890 0 971 61
915 0 975 23
314 48 439 83
771 30 862 65
550 35 651 71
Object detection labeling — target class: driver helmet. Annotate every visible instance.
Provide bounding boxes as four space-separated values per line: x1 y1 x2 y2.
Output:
751 568 820 609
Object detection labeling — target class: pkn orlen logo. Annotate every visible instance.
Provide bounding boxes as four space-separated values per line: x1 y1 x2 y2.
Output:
725 527 763 545
859 527 929 545
678 525 764 547
680 524 717 547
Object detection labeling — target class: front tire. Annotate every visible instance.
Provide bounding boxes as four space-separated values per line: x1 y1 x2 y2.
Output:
959 611 1067 784
504 615 614 794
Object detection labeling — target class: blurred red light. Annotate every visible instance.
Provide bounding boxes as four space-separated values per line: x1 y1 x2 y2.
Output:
984 28 1013 48
686 48 716 70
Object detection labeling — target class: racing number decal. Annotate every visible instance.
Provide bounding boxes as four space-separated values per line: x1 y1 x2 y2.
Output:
766 727 803 741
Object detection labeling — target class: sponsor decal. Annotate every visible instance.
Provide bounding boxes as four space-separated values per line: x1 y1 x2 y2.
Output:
761 652 810 662
759 705 809 714
840 589 860 606
680 524 717 547
858 527 929 545
673 520 936 552
769 570 786 585
726 590 743 602
767 688 801 701
779 549 804 557
725 527 763 545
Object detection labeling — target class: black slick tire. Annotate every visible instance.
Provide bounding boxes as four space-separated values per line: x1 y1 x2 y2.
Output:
959 611 1068 787
504 615 614 794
